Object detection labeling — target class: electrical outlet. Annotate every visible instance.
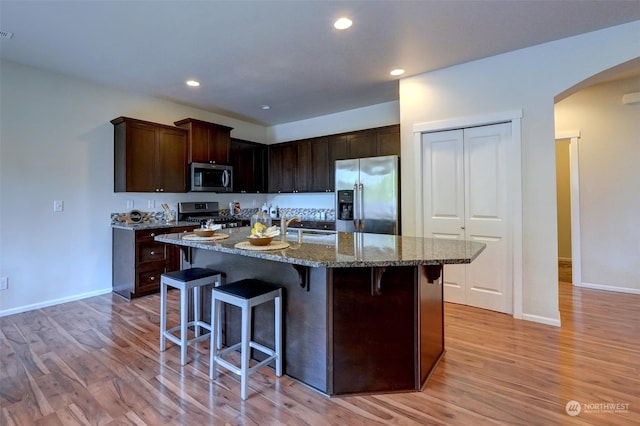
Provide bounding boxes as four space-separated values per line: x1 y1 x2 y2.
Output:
0 277 8 290
53 200 64 212
126 200 134 209
148 199 155 209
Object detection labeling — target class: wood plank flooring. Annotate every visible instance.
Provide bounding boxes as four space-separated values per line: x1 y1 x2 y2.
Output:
1 282 638 425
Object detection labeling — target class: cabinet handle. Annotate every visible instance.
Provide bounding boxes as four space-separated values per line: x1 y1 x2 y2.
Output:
150 251 155 255
150 276 155 281
150 233 156 237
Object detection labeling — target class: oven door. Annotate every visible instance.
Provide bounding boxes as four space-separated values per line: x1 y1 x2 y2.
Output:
191 163 233 192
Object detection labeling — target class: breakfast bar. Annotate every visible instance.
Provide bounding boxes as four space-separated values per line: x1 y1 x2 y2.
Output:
156 229 485 396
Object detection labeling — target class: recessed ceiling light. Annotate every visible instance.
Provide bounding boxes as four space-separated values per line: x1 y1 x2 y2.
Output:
259 105 271 110
334 17 352 30
186 80 200 87
390 69 405 76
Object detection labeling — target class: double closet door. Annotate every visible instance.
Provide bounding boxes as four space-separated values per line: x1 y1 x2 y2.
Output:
421 123 512 314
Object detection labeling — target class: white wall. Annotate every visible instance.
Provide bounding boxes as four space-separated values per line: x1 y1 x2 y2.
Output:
399 21 640 323
555 76 640 293
0 59 269 315
267 101 399 143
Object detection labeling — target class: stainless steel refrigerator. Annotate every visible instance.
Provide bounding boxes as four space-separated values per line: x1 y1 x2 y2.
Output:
335 155 400 235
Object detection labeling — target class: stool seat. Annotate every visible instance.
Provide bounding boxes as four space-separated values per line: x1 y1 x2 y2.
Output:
210 279 284 400
163 267 223 283
213 279 282 300
160 267 224 365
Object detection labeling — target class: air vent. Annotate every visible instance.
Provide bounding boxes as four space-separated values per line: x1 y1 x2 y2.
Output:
0 30 14 39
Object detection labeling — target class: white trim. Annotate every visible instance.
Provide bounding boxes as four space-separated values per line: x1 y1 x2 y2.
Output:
0 287 112 317
521 313 561 327
576 282 640 295
413 130 424 237
555 133 582 289
509 117 523 320
413 110 524 320
568 137 582 288
555 130 581 139
413 109 523 134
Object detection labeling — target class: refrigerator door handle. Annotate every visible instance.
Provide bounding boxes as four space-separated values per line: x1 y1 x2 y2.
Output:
358 183 364 230
353 182 359 230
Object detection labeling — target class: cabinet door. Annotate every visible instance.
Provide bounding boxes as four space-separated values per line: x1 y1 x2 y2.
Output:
268 144 283 193
230 138 267 193
189 122 211 163
310 137 331 192
329 135 349 161
348 130 377 158
376 126 400 156
176 119 231 164
157 127 188 192
295 140 311 192
125 122 157 192
269 143 297 192
210 126 231 164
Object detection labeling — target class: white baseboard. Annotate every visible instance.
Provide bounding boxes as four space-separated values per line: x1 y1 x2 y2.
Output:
521 312 561 327
0 287 113 318
576 282 640 295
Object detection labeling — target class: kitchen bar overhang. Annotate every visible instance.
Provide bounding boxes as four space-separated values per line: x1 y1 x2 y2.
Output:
155 229 485 396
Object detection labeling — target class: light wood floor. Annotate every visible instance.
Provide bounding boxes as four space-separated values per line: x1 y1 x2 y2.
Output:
1 281 638 425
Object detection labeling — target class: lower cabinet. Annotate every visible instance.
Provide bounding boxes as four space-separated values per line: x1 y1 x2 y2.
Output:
112 226 192 299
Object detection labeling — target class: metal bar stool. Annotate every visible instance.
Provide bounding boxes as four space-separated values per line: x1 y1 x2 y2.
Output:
160 267 224 365
209 279 283 400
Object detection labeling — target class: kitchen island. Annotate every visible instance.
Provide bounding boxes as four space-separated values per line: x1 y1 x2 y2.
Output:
156 228 485 396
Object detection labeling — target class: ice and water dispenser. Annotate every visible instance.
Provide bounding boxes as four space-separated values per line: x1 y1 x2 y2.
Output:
337 190 354 220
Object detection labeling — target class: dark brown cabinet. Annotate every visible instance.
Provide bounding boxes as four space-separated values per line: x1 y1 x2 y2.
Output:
375 125 401 156
174 118 233 164
267 125 399 193
112 117 188 193
112 226 193 299
268 139 306 193
230 138 267 193
309 137 333 192
328 125 400 159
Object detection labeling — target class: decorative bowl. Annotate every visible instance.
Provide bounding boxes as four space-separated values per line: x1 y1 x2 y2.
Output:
247 236 273 246
194 228 216 237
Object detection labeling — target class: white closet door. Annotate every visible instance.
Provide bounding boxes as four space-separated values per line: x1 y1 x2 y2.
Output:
421 123 512 314
463 124 511 313
421 129 466 304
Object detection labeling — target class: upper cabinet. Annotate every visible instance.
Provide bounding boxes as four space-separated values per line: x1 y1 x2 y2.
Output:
268 142 299 193
112 117 188 193
267 125 399 193
230 138 267 193
329 125 400 159
174 118 233 164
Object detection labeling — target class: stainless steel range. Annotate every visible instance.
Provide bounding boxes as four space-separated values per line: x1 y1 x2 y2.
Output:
177 201 247 228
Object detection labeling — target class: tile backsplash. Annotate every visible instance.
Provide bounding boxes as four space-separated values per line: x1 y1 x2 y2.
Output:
111 208 335 224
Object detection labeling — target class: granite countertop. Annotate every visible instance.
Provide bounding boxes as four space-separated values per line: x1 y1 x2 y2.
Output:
111 221 199 231
155 228 485 268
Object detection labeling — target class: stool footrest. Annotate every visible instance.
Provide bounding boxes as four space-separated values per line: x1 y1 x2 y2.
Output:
214 342 278 377
163 321 212 347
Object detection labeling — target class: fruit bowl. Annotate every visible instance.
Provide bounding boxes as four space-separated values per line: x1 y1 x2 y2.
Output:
247 236 273 246
194 228 216 237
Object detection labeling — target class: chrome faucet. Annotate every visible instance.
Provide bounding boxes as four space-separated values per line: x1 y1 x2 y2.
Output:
280 208 300 239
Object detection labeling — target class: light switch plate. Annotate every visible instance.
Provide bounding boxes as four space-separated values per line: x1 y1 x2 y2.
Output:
0 277 8 290
126 200 134 209
53 200 64 212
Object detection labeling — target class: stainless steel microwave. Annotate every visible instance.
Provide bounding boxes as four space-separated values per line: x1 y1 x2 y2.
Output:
190 162 233 192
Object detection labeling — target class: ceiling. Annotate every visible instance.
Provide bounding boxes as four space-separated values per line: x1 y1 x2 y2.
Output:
1 1 639 126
